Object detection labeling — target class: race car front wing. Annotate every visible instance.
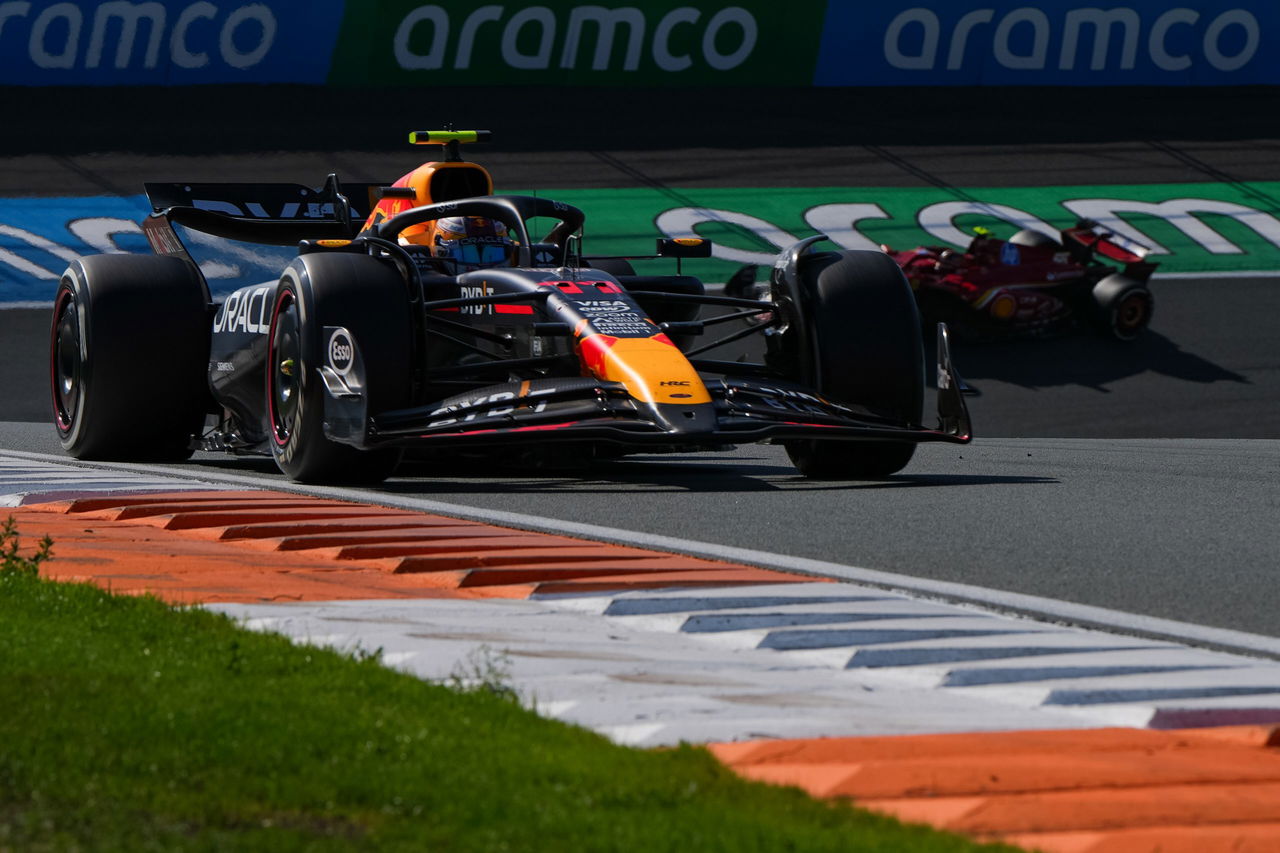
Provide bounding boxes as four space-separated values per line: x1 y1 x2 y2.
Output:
318 324 972 451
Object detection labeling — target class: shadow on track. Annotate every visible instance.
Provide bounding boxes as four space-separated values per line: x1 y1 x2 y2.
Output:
943 331 1247 393
374 455 1059 495
182 451 1058 495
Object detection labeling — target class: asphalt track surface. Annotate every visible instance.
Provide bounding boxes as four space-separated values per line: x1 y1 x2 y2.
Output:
5 426 1278 646
2 86 1277 646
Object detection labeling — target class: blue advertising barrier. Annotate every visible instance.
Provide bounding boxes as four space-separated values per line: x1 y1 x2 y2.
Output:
0 195 293 305
3 1 1277 88
815 1 1280 86
0 0 343 85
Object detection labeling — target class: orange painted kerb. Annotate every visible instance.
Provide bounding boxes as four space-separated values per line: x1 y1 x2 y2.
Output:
9 488 1280 853
6 489 812 603
708 726 1280 853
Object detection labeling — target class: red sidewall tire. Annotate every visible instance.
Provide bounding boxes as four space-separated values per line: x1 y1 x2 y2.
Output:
265 254 411 484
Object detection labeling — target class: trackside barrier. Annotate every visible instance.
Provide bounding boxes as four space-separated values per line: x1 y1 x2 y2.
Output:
0 0 821 87
5 1 1274 87
324 0 822 86
0 0 343 85
817 0 1280 86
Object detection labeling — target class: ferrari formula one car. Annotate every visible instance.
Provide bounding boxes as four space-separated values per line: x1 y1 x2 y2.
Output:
51 131 971 484
885 221 1157 341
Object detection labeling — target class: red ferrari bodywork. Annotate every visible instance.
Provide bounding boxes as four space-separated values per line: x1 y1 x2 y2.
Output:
886 221 1157 340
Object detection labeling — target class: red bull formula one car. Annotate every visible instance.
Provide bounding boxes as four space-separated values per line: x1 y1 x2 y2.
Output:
886 222 1156 341
50 131 971 484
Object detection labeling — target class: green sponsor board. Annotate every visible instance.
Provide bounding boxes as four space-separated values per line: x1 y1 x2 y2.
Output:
513 182 1280 280
329 0 823 86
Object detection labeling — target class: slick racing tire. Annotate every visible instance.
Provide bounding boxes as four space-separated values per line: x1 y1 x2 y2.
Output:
266 253 411 484
585 257 636 278
588 258 704 349
51 254 210 461
784 250 924 479
1091 274 1153 342
622 275 704 349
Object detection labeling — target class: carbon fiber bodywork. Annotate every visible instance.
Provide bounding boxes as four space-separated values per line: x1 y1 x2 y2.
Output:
137 174 970 476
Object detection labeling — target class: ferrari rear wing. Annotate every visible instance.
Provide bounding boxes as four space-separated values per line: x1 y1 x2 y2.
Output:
1061 218 1159 282
141 173 390 256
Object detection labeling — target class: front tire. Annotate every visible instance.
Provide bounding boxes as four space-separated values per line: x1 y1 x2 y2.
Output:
266 253 411 484
784 250 924 479
51 254 210 460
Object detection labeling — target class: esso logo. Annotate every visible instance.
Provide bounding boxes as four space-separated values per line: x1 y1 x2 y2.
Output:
328 330 354 375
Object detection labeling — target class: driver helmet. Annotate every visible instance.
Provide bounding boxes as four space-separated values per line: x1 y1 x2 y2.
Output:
427 216 512 270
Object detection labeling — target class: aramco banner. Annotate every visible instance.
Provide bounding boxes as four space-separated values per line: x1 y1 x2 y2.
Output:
815 1 1280 86
0 0 344 85
326 0 821 86
1 1 1274 87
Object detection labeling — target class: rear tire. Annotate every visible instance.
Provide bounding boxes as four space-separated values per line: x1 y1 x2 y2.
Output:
51 254 210 460
266 253 411 484
784 250 924 479
1091 274 1153 341
622 275 704 349
590 264 704 350
585 257 636 278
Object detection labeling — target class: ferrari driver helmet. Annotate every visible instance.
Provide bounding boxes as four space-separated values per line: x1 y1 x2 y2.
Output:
429 216 513 270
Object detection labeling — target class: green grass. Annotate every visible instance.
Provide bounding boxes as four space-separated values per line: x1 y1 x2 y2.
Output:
0 528 1014 852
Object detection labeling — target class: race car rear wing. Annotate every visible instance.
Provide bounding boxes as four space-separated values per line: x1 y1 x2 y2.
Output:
141 174 389 258
1061 219 1159 281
